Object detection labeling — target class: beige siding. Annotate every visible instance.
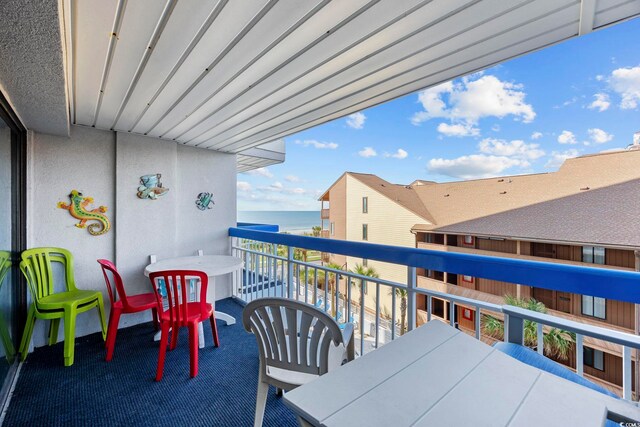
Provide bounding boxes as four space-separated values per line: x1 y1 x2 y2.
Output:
344 175 429 314
327 175 347 267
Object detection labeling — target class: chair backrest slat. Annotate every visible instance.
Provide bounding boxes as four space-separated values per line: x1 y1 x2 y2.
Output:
298 311 314 367
285 307 298 365
97 259 130 308
0 251 10 289
243 297 344 377
20 248 75 304
270 305 288 364
256 306 278 360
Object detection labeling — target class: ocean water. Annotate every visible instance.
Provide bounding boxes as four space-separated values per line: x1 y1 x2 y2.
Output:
238 211 321 233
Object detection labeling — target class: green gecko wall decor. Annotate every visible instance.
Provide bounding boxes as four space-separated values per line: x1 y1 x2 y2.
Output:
57 190 111 236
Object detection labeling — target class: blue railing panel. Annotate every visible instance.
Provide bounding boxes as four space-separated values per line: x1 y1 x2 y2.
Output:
236 222 280 232
228 227 640 304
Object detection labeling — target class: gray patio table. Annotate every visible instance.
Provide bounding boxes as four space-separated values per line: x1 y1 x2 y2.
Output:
283 320 640 426
144 255 243 348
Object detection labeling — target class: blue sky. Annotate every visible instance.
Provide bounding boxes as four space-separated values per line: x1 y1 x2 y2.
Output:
238 18 640 211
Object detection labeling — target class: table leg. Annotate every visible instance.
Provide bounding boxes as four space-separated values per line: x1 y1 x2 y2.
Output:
214 311 236 325
208 276 236 325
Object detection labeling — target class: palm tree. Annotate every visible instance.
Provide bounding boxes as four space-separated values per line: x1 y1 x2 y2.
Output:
482 295 575 360
351 264 379 324
390 288 408 336
311 226 322 237
324 262 344 317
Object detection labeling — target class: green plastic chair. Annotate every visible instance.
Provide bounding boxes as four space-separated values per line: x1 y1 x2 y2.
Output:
0 251 16 363
19 248 107 366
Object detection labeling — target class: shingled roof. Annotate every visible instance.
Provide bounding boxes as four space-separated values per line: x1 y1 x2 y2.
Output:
433 178 640 249
412 149 640 231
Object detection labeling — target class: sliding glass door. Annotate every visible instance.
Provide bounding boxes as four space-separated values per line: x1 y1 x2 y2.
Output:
0 91 26 404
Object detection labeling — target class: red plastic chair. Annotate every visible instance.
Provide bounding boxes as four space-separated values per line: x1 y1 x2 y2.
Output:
97 259 159 361
149 270 219 381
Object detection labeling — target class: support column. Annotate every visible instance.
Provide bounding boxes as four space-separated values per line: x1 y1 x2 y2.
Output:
634 249 640 400
516 241 522 299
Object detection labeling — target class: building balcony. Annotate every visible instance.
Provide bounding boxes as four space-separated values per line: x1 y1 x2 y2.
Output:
3 225 640 426
230 225 640 407
321 208 330 219
417 242 635 272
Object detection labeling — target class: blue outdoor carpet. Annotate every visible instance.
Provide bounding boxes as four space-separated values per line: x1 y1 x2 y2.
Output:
4 299 298 427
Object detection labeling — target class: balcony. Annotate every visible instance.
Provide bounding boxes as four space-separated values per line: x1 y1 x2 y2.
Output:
321 209 330 219
3 226 640 426
229 226 640 404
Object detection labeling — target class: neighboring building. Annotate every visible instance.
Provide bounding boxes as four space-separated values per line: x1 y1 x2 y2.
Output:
319 172 434 312
320 148 640 396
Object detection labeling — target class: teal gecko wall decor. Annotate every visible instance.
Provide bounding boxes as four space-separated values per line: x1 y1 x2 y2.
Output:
195 192 215 211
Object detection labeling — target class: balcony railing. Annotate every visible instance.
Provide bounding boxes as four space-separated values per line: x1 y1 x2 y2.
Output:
228 226 640 400
321 208 330 219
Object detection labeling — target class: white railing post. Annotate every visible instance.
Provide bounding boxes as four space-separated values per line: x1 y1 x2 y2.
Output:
505 313 524 345
576 334 584 377
537 322 544 355
287 246 294 299
623 346 632 400
407 266 417 332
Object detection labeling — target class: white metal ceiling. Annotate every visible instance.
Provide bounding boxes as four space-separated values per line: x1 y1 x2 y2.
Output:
65 0 640 170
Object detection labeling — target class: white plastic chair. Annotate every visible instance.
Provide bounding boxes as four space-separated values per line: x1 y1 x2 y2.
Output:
243 297 355 427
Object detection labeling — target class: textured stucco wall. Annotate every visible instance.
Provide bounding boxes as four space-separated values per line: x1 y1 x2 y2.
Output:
27 126 237 348
28 126 116 347
0 0 68 135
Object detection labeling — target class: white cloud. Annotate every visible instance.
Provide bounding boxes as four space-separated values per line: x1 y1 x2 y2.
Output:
557 130 577 145
531 132 543 140
270 181 283 190
587 128 613 144
285 175 300 182
384 148 408 159
390 148 408 159
545 149 580 169
284 187 306 195
427 155 528 179
478 138 545 160
358 147 377 158
411 75 535 126
237 181 252 192
491 124 501 132
436 122 480 137
244 167 273 178
295 139 339 149
610 66 640 109
346 112 366 129
588 93 610 112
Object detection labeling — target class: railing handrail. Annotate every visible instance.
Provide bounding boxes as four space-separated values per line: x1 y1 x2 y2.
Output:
229 227 640 304
503 305 640 350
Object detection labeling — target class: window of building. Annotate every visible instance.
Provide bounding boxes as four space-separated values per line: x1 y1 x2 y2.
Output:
582 246 605 264
582 295 606 319
462 275 474 283
362 224 368 241
584 347 604 371
463 235 474 246
330 222 335 236
362 196 368 213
